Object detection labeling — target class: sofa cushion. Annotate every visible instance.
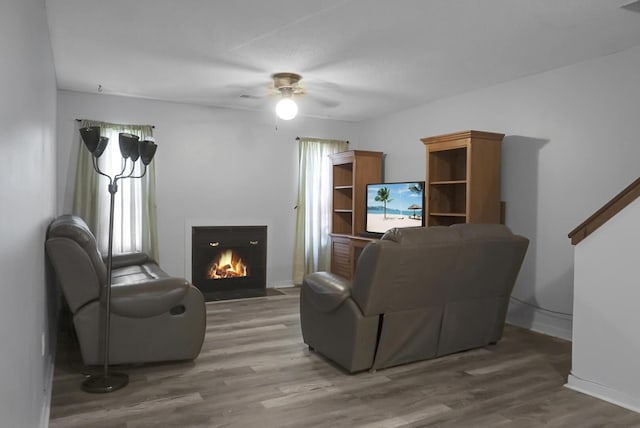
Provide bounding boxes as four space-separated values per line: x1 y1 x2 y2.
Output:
109 252 150 269
352 228 461 316
112 262 169 284
47 214 107 286
110 265 190 318
45 237 102 312
302 272 352 312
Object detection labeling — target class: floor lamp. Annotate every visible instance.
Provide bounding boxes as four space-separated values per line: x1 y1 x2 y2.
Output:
79 126 157 393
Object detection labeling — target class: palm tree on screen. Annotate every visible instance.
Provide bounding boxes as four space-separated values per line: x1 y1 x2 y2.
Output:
408 182 423 194
375 187 393 219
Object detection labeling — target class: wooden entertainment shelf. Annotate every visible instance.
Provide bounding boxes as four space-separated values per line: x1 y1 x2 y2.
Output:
329 150 383 279
328 131 503 279
329 234 378 280
421 130 504 226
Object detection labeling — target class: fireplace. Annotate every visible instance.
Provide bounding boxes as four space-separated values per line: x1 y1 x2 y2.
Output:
191 226 267 301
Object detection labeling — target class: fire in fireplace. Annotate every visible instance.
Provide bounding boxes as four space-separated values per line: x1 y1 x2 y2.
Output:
207 249 248 279
192 226 266 301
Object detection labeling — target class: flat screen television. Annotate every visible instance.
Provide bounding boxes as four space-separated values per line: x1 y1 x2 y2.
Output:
365 181 425 235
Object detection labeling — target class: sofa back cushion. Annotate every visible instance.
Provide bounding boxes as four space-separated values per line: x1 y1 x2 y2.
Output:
46 215 106 313
449 224 529 300
436 224 529 355
351 227 461 316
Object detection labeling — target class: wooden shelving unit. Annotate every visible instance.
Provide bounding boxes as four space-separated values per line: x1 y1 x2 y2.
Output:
329 150 383 278
329 150 383 236
421 130 504 226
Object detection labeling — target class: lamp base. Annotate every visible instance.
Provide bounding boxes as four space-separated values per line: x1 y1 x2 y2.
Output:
82 372 129 393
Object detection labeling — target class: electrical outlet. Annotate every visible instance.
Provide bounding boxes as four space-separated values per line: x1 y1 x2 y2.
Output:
41 332 45 357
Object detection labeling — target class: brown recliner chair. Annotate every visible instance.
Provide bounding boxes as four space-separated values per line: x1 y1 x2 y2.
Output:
300 224 529 373
46 214 206 365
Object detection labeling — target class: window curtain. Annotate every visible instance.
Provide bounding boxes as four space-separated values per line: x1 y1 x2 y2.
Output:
73 120 159 261
293 138 348 284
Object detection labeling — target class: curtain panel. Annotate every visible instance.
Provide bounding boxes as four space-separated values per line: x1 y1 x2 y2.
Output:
293 137 348 284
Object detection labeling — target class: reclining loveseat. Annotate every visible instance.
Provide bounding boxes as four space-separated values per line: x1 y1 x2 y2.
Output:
46 215 206 365
300 224 528 372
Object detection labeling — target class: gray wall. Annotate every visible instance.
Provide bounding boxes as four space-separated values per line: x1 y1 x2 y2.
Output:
352 45 640 339
56 91 357 287
0 0 58 426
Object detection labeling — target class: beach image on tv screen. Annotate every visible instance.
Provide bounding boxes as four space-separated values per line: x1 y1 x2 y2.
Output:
366 182 424 234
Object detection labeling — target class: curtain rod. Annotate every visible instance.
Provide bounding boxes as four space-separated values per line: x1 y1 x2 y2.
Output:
295 136 349 144
75 119 155 129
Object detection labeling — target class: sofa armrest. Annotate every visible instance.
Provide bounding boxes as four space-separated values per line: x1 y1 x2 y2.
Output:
108 252 150 269
302 272 352 312
110 277 190 318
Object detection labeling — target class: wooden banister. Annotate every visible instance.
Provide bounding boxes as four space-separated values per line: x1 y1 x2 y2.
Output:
568 176 640 245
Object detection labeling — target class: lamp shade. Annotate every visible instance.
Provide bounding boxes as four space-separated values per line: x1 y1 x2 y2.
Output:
79 126 102 153
139 139 157 165
119 133 139 159
129 142 141 162
276 98 298 120
94 137 110 158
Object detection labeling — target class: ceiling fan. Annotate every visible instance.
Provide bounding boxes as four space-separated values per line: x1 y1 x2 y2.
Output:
272 72 304 120
236 72 341 120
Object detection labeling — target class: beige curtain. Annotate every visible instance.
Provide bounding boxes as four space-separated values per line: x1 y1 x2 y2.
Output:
73 120 159 261
293 137 348 284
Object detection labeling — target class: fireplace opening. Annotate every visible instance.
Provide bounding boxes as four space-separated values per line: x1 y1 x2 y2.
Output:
192 226 267 301
207 249 248 279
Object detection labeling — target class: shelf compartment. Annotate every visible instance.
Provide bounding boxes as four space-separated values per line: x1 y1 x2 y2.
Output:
332 211 353 235
428 147 467 182
428 182 466 215
332 163 353 188
333 187 353 211
428 215 467 227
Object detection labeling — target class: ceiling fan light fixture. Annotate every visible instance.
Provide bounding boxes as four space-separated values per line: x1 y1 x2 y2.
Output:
276 97 298 120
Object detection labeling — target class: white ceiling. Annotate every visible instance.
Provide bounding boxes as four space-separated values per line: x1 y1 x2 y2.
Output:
46 0 640 122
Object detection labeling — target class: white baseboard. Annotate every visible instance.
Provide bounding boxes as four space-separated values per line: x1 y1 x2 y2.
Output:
566 374 640 413
269 281 296 289
507 316 573 341
506 300 573 341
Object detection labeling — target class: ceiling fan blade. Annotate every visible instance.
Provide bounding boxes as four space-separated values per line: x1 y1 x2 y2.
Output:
220 82 269 99
299 76 343 108
304 78 342 92
309 94 340 108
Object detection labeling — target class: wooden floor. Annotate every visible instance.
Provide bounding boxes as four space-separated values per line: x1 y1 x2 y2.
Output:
50 287 640 427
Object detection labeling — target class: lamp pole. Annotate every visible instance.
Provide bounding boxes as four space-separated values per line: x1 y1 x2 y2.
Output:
79 126 157 393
